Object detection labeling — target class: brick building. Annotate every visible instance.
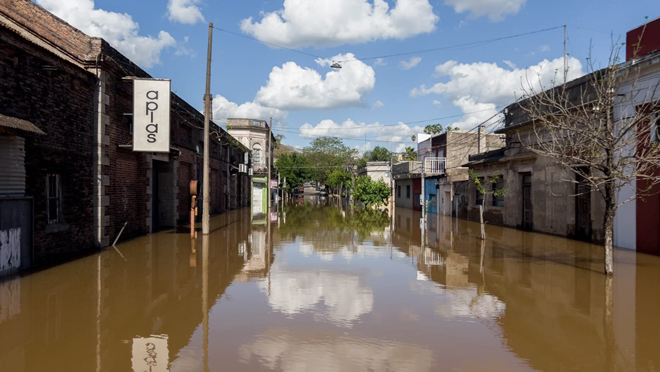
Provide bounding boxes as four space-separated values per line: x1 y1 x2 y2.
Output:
0 0 250 275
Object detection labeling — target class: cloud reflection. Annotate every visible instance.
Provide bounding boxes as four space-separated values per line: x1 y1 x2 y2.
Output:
259 270 373 327
239 328 433 372
410 281 506 319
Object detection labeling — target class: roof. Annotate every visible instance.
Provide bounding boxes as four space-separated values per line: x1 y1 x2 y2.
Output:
498 69 604 133
0 114 45 134
465 147 506 167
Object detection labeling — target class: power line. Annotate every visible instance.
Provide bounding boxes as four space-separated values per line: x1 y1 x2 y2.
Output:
212 26 325 60
337 26 564 63
212 25 564 66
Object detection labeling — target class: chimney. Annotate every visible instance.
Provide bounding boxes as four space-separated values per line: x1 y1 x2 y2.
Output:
478 125 486 153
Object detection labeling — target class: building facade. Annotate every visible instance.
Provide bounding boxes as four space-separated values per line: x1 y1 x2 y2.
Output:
614 18 660 253
393 128 503 216
0 0 250 276
357 161 392 185
226 118 276 215
461 74 607 243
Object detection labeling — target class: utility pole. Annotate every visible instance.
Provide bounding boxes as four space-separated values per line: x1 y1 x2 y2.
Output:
202 23 213 235
267 117 272 211
421 158 426 241
563 25 567 86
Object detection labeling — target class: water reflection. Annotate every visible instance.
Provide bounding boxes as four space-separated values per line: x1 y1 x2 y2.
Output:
239 328 433 372
260 268 373 327
1 203 660 371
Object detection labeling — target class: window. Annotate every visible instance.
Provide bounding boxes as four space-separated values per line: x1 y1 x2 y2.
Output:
397 185 401 198
47 174 62 224
492 177 504 207
476 177 484 205
406 185 411 198
651 112 659 144
252 144 262 168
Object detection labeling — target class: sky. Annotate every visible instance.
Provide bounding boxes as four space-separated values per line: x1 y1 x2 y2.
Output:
34 0 658 153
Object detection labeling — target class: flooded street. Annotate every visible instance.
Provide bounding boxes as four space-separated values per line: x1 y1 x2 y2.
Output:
1 199 659 371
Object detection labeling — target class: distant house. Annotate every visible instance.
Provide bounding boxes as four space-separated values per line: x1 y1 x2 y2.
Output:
393 128 504 215
227 118 276 215
357 161 392 185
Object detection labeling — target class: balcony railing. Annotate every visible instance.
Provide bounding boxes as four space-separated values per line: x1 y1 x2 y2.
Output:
424 157 446 175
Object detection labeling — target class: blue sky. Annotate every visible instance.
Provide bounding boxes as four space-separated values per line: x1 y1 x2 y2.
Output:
36 0 657 153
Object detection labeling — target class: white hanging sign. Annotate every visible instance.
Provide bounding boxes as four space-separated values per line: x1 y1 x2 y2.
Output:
133 79 171 153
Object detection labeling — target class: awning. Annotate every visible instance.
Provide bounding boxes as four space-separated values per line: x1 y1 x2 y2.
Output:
0 114 45 135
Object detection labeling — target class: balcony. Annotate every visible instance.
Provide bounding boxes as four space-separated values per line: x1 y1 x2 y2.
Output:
424 157 446 175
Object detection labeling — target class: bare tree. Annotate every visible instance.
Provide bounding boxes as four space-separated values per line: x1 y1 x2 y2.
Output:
516 38 660 275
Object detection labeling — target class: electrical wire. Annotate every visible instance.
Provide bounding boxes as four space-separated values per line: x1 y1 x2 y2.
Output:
211 25 564 65
337 26 565 64
212 26 325 60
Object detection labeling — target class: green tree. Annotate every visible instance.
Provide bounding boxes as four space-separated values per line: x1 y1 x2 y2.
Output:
401 146 417 161
303 137 355 186
275 152 313 190
326 169 352 196
365 146 392 161
423 124 443 134
351 176 391 208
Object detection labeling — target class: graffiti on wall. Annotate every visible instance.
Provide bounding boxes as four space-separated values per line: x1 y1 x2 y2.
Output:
0 228 20 273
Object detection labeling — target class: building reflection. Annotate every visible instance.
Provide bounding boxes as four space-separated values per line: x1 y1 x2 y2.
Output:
392 207 646 371
0 208 274 372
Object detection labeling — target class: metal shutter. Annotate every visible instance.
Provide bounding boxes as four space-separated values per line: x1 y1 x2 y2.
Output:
0 136 26 195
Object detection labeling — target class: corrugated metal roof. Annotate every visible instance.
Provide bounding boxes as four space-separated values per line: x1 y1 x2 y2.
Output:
0 114 45 135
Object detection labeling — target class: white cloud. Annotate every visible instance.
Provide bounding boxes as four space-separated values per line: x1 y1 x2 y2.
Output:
373 100 385 109
374 58 387 66
444 0 527 21
212 94 287 124
411 57 584 129
299 119 423 143
174 36 195 56
255 53 375 110
502 60 517 69
433 60 457 77
356 142 372 155
540 45 550 52
240 0 439 48
395 144 407 153
167 0 205 24
399 56 422 70
432 100 442 105
36 0 176 68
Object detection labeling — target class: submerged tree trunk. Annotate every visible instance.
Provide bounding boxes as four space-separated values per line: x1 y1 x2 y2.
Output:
603 180 615 275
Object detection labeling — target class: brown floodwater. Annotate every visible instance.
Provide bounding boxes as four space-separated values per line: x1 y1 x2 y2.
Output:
1 199 659 371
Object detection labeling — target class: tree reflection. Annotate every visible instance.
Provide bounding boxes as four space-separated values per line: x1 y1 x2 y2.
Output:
277 203 390 256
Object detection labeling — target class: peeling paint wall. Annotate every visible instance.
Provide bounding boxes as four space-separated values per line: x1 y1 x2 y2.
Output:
0 228 21 273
